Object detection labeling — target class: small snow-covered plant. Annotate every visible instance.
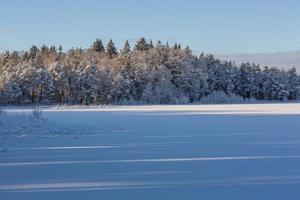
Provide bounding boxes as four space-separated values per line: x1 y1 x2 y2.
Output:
32 106 42 119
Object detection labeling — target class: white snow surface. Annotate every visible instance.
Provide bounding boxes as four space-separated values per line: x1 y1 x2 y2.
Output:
4 103 300 114
1 103 300 200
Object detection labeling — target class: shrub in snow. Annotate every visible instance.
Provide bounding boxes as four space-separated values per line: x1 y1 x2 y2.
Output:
32 106 42 119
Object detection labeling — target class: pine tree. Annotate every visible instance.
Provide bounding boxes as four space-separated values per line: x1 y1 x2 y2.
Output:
36 68 55 103
106 39 118 58
0 72 22 103
41 45 48 55
120 40 131 67
149 40 154 49
50 46 57 53
135 37 149 51
91 38 105 53
287 67 299 100
121 40 131 55
29 45 39 60
58 45 63 62
236 63 254 99
81 64 101 104
50 62 70 102
173 43 179 50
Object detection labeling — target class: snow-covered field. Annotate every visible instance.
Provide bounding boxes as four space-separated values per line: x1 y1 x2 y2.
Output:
1 104 300 200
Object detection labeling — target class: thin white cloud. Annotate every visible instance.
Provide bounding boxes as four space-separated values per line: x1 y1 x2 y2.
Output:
218 50 300 71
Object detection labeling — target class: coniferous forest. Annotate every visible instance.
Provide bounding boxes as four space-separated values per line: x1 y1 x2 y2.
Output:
0 37 299 105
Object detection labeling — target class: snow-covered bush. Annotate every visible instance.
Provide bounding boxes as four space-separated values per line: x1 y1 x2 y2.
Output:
32 106 42 119
200 91 254 104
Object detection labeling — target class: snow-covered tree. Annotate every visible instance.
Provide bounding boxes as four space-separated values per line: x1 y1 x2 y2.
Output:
287 67 300 100
81 64 101 104
0 37 299 105
50 62 70 102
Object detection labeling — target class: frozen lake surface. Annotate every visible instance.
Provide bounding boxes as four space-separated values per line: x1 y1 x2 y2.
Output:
1 104 300 200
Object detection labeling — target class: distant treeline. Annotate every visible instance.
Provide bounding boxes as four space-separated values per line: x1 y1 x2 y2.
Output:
0 38 299 105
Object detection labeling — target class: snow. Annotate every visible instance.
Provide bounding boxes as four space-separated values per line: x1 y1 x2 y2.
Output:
1 104 300 199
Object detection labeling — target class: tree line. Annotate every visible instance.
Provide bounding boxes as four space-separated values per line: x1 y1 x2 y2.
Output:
0 37 299 105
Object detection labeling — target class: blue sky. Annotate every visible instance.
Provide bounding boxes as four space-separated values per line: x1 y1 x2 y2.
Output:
1 0 300 54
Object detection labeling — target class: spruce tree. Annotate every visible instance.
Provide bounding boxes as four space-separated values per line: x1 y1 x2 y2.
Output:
106 39 118 58
29 45 39 60
135 37 149 51
91 38 105 53
57 45 63 62
41 45 48 55
149 40 154 49
121 40 131 55
120 40 132 71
